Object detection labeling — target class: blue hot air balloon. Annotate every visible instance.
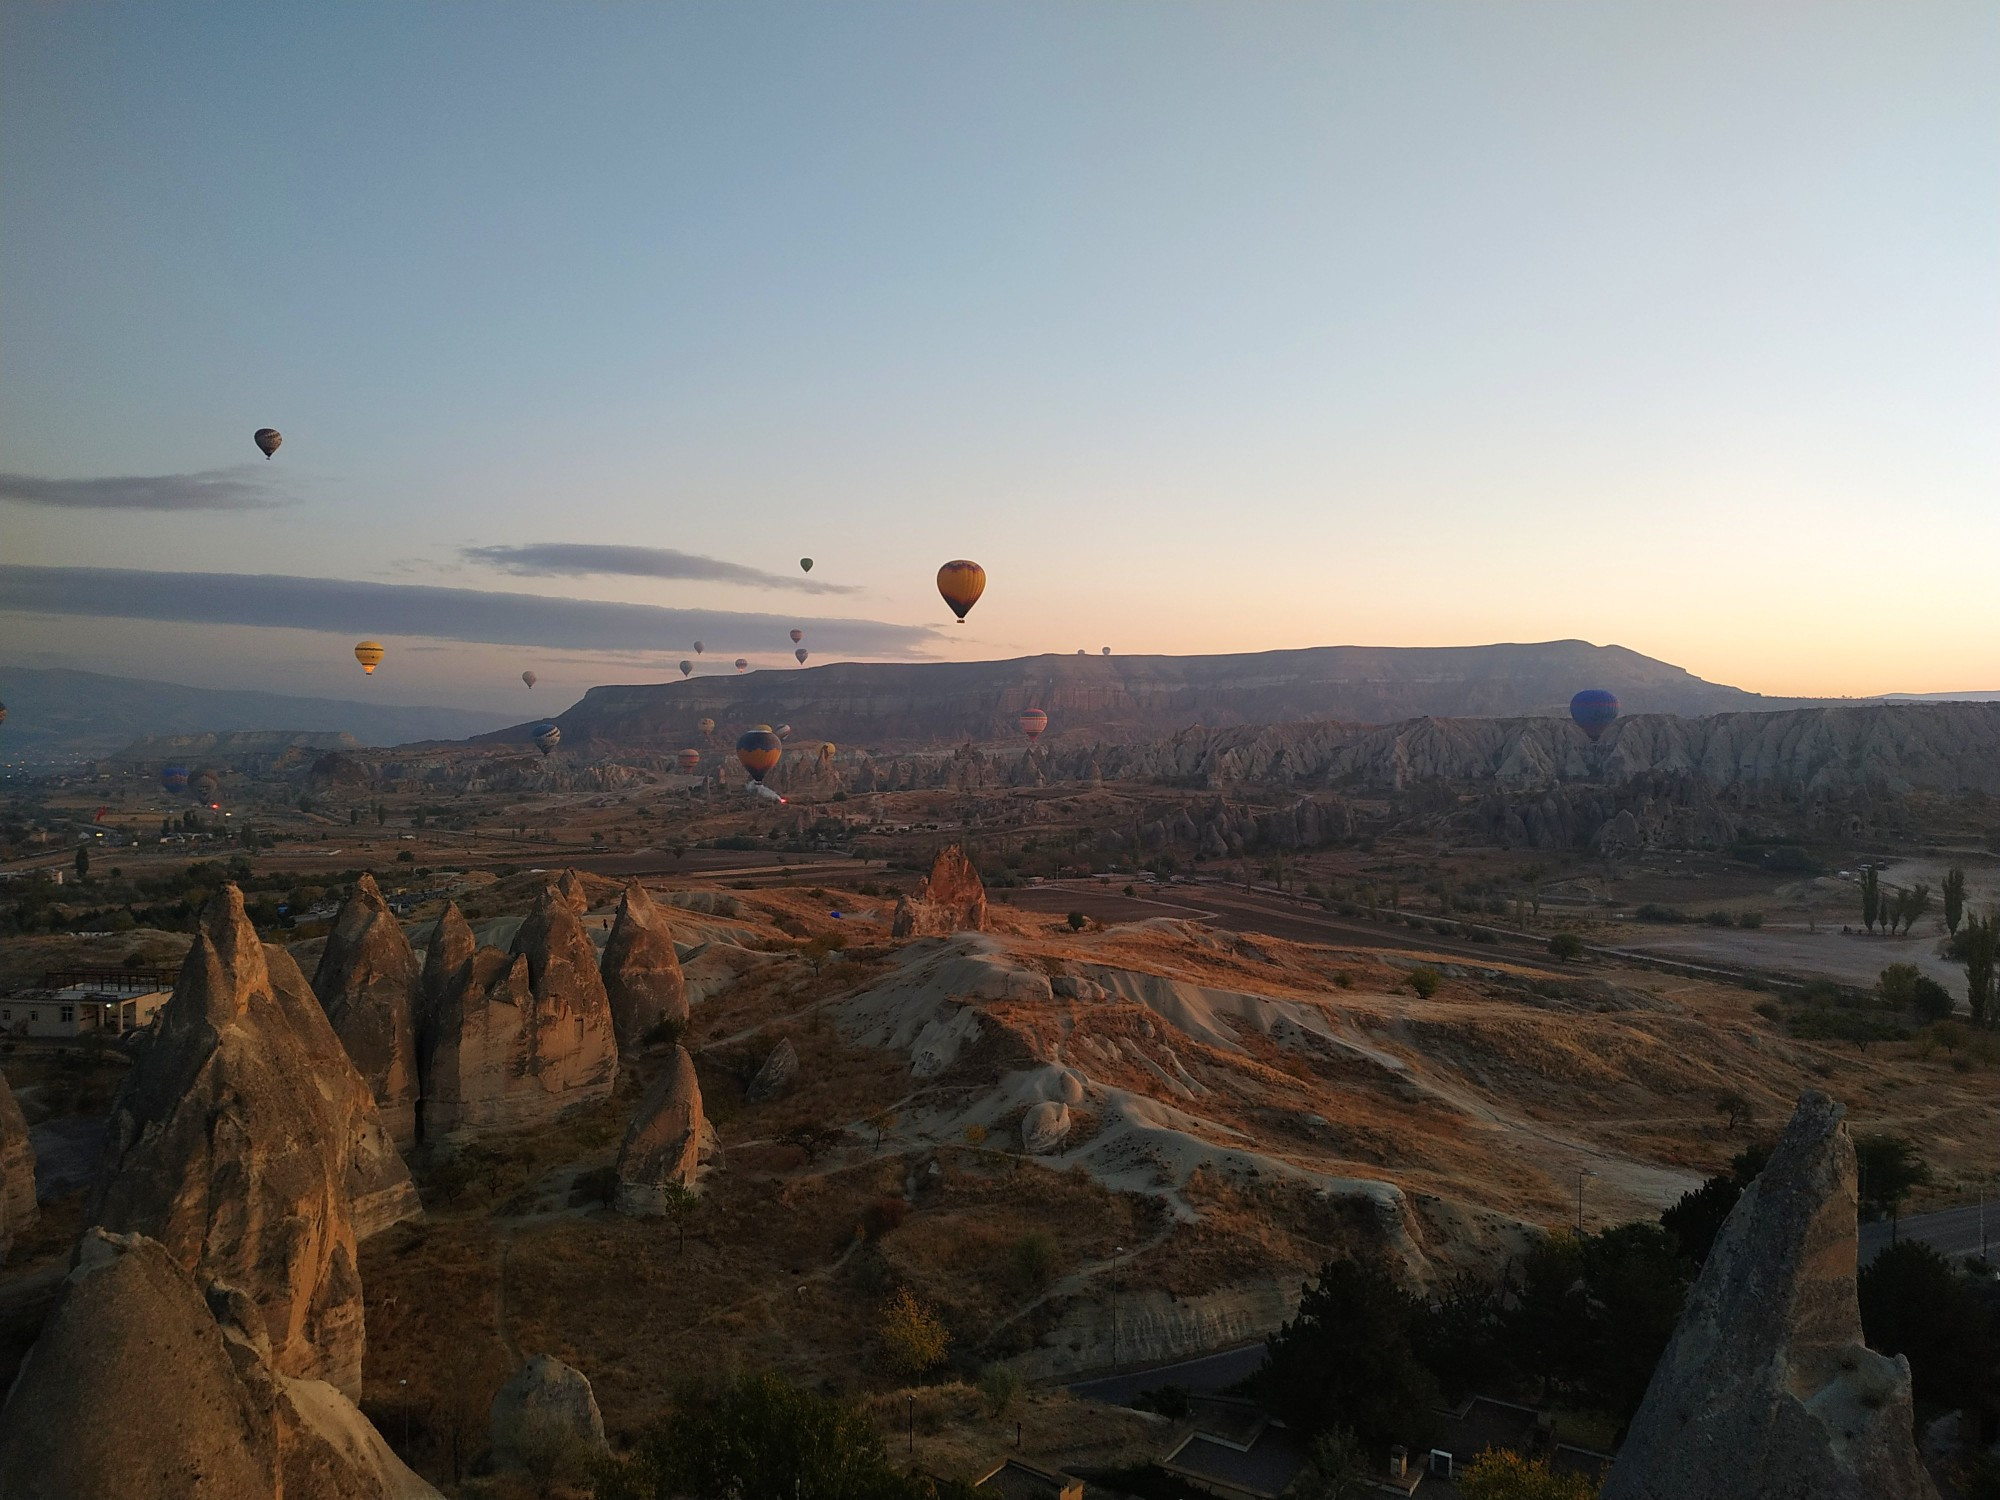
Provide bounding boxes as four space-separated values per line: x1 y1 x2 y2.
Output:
1569 690 1619 742
532 722 561 756
161 764 191 794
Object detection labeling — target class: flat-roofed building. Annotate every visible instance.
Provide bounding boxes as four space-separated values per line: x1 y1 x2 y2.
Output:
1 969 173 1039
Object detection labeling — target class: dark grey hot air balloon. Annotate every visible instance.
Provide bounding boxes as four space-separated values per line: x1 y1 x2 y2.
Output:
254 428 282 459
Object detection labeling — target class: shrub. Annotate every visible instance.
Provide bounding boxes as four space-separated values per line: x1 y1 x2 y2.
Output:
1010 1231 1060 1291
1737 911 1764 929
1547 932 1584 962
1912 977 1955 1023
862 1196 910 1240
963 1123 988 1147
1458 1448 1601 1500
1703 910 1734 928
1878 964 1922 1008
1408 967 1441 999
1334 971 1354 990
880 1287 950 1377
395 849 415 863
1634 904 1688 924
1753 1000 1784 1022
978 1363 1024 1417
1066 911 1087 932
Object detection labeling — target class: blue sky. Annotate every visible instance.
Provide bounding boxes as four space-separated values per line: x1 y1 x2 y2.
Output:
3 1 1995 709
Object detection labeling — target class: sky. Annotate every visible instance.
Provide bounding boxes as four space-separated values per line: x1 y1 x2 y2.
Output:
3 1 1995 712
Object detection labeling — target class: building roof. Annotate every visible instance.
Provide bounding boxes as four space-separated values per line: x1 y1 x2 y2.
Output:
1162 1428 1309 1499
972 1458 1079 1499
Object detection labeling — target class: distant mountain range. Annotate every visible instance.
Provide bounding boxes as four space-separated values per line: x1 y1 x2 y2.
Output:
487 639 1840 753
0 667 517 764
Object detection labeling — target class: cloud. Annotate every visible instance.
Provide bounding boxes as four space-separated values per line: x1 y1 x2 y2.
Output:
0 565 938 658
462 542 858 594
0 467 285 511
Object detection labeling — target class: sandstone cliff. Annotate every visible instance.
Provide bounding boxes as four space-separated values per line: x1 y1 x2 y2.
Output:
600 881 690 1048
614 1046 718 1216
89 885 422 1398
1601 1091 1938 1500
0 1229 438 1500
891 844 990 939
314 873 422 1148
0 1069 35 1266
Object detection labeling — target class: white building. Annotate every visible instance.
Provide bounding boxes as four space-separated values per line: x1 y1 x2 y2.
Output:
1 977 170 1039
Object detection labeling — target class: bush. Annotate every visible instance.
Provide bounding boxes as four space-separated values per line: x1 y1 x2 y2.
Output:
1737 911 1764 929
1407 967 1441 999
1634 904 1688 924
1878 964 1922 1008
880 1287 950 1377
1703 910 1734 928
1547 932 1584 962
1334 971 1354 989
1066 911 1087 932
1010 1231 1060 1291
1911 977 1955 1023
395 849 415 863
1458 1449 1602 1500
1753 1000 1784 1022
978 1363 1024 1418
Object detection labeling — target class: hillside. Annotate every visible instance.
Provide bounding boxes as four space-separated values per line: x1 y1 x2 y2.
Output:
0 666 516 763
490 639 1819 753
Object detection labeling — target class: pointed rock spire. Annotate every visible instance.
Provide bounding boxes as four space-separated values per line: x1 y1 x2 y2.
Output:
313 873 421 1149
600 882 689 1049
0 1071 35 1267
614 1046 719 1216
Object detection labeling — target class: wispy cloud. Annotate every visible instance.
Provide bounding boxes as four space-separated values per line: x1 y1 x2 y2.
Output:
0 467 285 511
462 542 858 595
0 566 936 657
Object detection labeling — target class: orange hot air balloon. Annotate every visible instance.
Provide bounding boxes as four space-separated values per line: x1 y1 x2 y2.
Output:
936 560 985 622
736 726 782 783
253 428 282 459
735 658 748 672
698 717 715 738
794 647 808 664
679 660 693 677
354 641 385 675
1019 708 1049 741
677 748 702 774
788 629 804 645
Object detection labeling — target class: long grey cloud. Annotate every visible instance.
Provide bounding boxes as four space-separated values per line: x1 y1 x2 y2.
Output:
0 468 285 511
463 542 858 595
0 566 937 657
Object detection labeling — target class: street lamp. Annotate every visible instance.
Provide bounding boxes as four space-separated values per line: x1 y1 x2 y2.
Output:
1111 1246 1125 1370
1576 1169 1596 1232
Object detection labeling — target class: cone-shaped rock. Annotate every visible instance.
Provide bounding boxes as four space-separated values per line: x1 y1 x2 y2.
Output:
556 867 591 913
0 1228 439 1500
746 1036 798 1102
420 882 618 1136
490 1354 608 1469
614 1046 719 1216
0 1070 36 1266
601 882 689 1048
419 900 476 1025
1601 1091 1939 1500
313 873 422 1149
89 885 421 1399
890 844 989 939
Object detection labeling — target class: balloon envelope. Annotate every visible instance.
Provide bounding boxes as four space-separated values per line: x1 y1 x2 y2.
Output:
789 628 804 644
521 671 537 688
677 748 702 774
698 717 715 736
679 660 693 677
1102 647 1111 656
776 724 792 739
734 658 748 672
253 428 282 459
354 641 384 675
936 560 986 621
1569 689 1620 741
735 727 782 783
694 641 705 654
161 764 190 793
1019 709 1048 741
799 558 813 572
532 722 561 756
794 647 809 664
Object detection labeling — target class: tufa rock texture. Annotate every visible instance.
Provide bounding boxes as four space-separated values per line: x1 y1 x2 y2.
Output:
746 1036 799 1102
614 1047 719 1216
556 867 592 913
0 1069 35 1266
490 1354 609 1469
600 882 690 1049
420 881 619 1137
89 885 422 1399
415 900 476 1118
313 873 422 1148
1601 1091 1939 1500
890 844 989 939
1020 1100 1072 1155
0 1229 439 1500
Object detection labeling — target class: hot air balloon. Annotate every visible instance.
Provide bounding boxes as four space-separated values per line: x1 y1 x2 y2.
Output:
795 648 809 665
193 769 220 804
161 764 190 794
776 724 792 740
694 641 705 655
522 670 537 689
789 629 804 645
800 558 813 573
735 658 748 673
1076 649 1086 656
253 428 282 459
698 717 715 738
354 641 384 675
1019 709 1049 741
1101 647 1110 656
736 725 782 783
1569 690 1620 741
679 660 693 677
0 700 8 727
532 722 561 756
677 748 702 774
936 560 985 622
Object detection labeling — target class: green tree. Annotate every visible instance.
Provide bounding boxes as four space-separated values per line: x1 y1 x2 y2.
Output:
1942 867 1967 936
1860 866 1881 933
1547 932 1584 962
1065 911 1087 932
880 1287 950 1378
1255 1258 1440 1452
1506 1224 1689 1421
1854 1134 1931 1234
1714 1089 1753 1133
1960 910 1999 1024
1294 1427 1373 1500
1858 1240 1998 1417
1408 967 1441 999
1878 964 1922 1009
658 1180 700 1255
1894 883 1932 936
978 1363 1023 1418
73 846 89 881
1911 976 1955 1023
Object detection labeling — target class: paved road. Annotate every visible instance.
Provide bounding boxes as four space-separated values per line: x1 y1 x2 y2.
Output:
1858 1202 1997 1267
1067 1342 1267 1406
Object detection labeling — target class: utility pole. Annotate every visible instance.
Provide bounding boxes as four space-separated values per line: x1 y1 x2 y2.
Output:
1576 1169 1595 1232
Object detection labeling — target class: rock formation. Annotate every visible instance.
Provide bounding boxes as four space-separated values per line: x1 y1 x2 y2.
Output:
1601 1091 1939 1500
0 1229 439 1500
614 1047 719 1215
1020 1100 1071 1155
0 1069 35 1266
556 868 592 913
600 882 690 1048
313 873 422 1148
890 844 989 939
489 1354 608 1470
745 1036 798 1102
89 885 422 1399
419 901 475 1022
420 880 618 1137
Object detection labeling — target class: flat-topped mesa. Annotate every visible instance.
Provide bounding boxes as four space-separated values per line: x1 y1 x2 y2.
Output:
890 844 989 939
600 882 690 1049
420 879 618 1138
0 1229 440 1500
614 1046 720 1217
1601 1091 1939 1500
88 885 421 1401
0 1070 36 1267
313 873 422 1149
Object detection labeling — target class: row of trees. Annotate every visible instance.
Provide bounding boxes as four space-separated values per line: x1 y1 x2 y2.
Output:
1862 864 1999 1025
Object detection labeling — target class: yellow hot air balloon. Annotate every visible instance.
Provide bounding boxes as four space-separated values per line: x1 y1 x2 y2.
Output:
254 428 282 459
936 560 985 622
1019 708 1049 741
354 641 385 675
736 726 782 783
